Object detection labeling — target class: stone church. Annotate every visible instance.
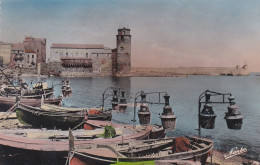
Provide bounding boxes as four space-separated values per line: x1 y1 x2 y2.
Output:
46 28 131 77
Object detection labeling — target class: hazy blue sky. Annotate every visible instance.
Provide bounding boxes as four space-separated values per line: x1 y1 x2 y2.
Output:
1 0 260 71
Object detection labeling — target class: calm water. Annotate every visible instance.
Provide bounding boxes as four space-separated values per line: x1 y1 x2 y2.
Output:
25 75 260 161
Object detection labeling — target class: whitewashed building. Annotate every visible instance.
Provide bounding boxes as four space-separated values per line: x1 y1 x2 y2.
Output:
49 44 112 62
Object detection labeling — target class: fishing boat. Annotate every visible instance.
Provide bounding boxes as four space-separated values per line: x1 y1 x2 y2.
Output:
20 90 54 99
15 103 86 130
0 84 54 100
0 96 62 112
0 125 154 152
62 80 72 97
68 136 213 165
41 104 112 121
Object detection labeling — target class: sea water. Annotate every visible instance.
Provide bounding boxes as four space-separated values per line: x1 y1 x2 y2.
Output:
25 75 260 161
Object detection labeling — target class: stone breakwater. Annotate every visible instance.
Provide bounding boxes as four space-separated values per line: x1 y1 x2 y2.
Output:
131 66 249 77
5 63 249 77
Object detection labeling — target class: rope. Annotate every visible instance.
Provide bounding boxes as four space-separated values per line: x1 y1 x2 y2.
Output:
65 150 75 165
72 120 85 130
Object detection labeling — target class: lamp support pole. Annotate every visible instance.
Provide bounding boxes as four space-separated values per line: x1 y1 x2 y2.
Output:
101 87 121 111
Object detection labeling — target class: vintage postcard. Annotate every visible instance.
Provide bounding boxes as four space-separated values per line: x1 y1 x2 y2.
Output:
0 1 259 165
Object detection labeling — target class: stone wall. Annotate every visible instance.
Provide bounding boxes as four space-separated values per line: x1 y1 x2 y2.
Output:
92 54 112 76
38 62 62 75
39 59 112 77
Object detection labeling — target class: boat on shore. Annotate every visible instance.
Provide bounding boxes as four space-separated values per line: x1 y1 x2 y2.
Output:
68 136 213 165
0 96 62 112
41 104 112 121
83 120 166 139
16 103 86 130
0 125 154 152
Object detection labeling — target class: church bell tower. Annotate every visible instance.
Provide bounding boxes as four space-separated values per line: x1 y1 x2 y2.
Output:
116 27 131 75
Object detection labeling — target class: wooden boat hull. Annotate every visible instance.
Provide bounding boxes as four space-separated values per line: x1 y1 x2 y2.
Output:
21 90 54 99
88 110 112 121
0 125 153 152
41 104 112 121
1 87 54 99
70 137 213 165
84 120 165 139
0 96 61 112
16 103 85 130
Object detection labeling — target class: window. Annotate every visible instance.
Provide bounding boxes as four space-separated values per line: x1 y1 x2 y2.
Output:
66 52 68 57
32 55 34 58
86 53 88 58
27 54 29 63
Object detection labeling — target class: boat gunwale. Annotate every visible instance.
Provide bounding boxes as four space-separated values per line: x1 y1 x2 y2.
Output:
72 136 213 163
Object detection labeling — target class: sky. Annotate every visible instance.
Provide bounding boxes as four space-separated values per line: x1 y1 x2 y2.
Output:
1 0 260 71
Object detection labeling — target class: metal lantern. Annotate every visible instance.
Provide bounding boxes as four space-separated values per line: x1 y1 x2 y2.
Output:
138 92 151 125
199 104 217 129
118 91 127 112
111 89 119 110
225 96 244 130
160 94 176 130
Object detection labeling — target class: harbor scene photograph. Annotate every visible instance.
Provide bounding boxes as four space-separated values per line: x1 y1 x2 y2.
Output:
0 0 260 165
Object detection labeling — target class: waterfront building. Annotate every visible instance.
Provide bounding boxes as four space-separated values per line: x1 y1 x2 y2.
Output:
11 43 24 68
23 37 46 64
0 42 12 66
50 44 112 74
46 27 132 76
10 37 46 69
24 49 37 68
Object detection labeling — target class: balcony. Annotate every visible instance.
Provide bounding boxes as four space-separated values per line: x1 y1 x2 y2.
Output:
61 57 92 68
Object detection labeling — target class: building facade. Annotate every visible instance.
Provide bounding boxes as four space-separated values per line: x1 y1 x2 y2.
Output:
24 49 37 68
50 44 113 75
11 43 24 68
10 37 46 69
0 42 12 66
23 37 46 64
47 28 132 76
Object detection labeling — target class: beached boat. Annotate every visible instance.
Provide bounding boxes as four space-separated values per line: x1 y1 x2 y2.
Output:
16 103 86 130
69 136 213 165
41 104 112 121
83 120 166 140
0 96 62 111
0 125 154 152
